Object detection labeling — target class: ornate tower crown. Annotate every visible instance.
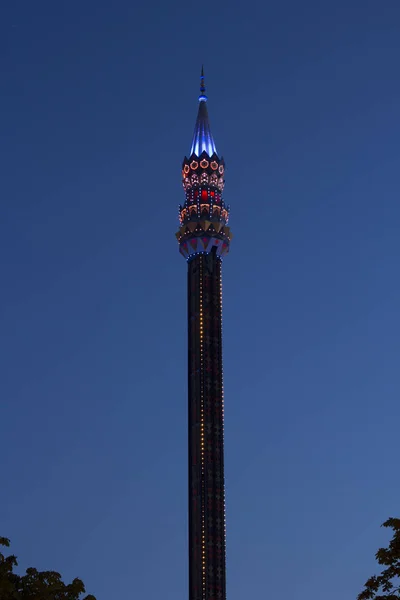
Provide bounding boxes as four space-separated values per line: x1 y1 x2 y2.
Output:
176 68 232 261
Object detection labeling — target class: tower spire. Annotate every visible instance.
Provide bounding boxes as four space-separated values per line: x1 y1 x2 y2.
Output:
190 67 217 157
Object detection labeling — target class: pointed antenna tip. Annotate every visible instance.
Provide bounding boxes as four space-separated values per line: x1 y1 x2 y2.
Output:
199 65 207 101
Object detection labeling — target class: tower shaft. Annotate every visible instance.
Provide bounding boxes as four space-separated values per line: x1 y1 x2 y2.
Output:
188 251 226 600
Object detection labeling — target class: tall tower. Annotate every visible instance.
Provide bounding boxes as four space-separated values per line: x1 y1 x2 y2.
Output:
176 69 232 600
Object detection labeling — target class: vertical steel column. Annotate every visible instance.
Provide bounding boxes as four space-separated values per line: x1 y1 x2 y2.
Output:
188 251 226 600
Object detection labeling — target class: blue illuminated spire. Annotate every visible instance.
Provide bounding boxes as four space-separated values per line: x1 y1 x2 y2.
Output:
190 67 218 157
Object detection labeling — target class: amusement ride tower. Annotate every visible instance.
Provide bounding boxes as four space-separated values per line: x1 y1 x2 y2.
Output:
176 69 232 600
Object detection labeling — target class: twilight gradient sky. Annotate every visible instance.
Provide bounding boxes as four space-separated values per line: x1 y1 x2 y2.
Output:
1 1 400 599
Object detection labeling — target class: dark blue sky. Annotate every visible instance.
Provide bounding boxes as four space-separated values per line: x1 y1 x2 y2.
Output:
1 1 400 599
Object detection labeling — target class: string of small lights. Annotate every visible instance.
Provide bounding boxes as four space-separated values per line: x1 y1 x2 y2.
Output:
199 257 206 598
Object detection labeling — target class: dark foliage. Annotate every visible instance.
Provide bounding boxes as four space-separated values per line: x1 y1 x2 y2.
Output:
358 518 400 600
0 536 95 600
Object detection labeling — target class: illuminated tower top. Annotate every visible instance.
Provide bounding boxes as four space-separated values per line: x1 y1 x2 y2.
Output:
190 67 218 157
176 69 232 261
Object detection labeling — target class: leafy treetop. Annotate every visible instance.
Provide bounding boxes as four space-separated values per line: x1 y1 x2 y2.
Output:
0 536 96 600
358 518 400 600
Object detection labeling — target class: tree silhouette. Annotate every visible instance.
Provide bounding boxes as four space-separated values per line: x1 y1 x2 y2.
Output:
358 518 400 600
0 536 96 600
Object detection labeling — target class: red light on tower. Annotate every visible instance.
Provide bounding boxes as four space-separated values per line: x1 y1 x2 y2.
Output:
201 189 208 201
